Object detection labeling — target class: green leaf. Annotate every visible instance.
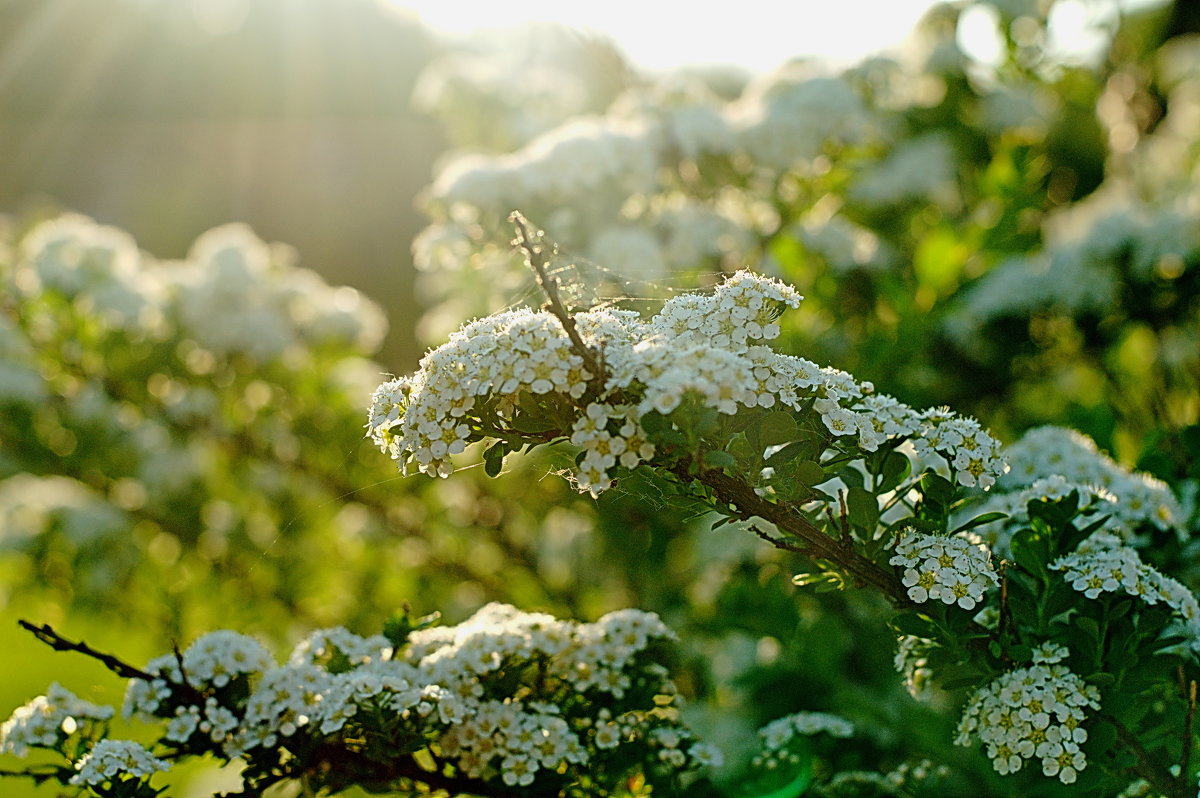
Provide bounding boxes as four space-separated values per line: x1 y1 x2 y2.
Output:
793 571 839 587
836 465 864 489
703 451 736 469
483 440 506 477
846 487 880 532
876 450 911 493
383 608 441 651
765 440 808 465
951 511 1008 534
511 413 556 434
919 472 954 506
889 612 934 638
726 433 757 464
755 410 799 448
1074 616 1100 642
1009 527 1049 576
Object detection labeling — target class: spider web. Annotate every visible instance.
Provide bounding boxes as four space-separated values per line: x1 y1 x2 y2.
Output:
496 240 732 318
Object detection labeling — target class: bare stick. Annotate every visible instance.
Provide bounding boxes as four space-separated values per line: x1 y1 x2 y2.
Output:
510 212 606 384
1109 714 1188 798
670 463 914 608
19 620 157 681
1182 679 1197 783
18 620 205 704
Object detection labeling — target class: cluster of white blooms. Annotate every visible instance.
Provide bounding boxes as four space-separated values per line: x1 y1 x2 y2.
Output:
751 711 854 771
370 271 1008 496
409 62 897 334
431 117 659 220
124 630 275 722
1051 533 1200 645
948 200 1197 348
0 474 126 546
234 663 330 752
955 653 1100 784
109 603 710 791
889 531 999 610
69 739 170 787
9 214 386 362
893 635 935 701
289 626 392 668
413 50 592 150
998 427 1182 533
909 409 1007 489
428 69 876 224
368 307 593 478
730 71 877 171
796 213 897 273
0 683 115 757
849 133 958 208
962 475 1121 556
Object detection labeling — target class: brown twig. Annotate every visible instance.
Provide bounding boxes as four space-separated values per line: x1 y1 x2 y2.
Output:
17 620 205 704
674 464 914 608
1182 678 1197 783
1108 713 1189 798
510 211 606 385
19 620 158 681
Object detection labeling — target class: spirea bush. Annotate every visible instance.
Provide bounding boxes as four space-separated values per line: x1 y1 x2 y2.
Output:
5 214 1199 797
358 219 1200 796
4 4 1200 796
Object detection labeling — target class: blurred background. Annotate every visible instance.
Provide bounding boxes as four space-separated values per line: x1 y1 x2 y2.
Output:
3 0 1200 795
6 0 1189 369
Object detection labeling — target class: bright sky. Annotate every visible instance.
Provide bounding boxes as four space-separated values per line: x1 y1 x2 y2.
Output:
379 0 1163 74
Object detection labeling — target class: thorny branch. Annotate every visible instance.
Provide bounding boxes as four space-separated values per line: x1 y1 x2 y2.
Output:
17 620 205 704
1109 714 1191 798
510 211 607 386
511 213 912 609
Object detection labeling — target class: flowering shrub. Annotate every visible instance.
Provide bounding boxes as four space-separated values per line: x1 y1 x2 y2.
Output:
364 223 1200 795
2 605 722 797
3 3 1200 797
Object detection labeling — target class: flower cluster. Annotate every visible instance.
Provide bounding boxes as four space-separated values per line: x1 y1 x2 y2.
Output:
69 739 170 787
369 271 1007 498
751 711 854 772
1051 533 1200 645
0 683 114 757
962 474 1121 556
997 427 1181 533
893 635 935 701
948 200 1198 349
889 531 999 610
431 116 659 220
2 603 716 796
955 654 1100 784
9 214 386 361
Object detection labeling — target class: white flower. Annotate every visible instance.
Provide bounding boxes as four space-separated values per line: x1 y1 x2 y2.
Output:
890 532 998 609
70 740 169 786
957 664 1099 784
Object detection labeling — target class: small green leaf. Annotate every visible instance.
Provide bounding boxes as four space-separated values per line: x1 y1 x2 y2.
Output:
1074 616 1100 642
876 450 911 492
726 433 757 464
383 608 441 651
1009 527 1049 576
846 487 880 532
765 440 809 466
756 410 799 448
703 450 736 469
919 472 954 505
483 440 506 477
889 612 934 638
951 511 1009 534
